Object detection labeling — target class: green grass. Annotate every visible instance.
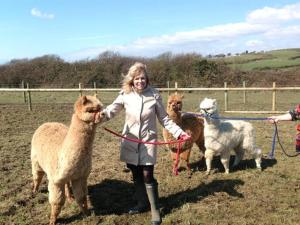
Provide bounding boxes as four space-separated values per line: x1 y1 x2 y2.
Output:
218 48 300 71
1 92 300 225
1 89 299 112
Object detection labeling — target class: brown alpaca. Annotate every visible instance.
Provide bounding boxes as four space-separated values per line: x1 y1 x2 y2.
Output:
163 93 205 174
31 95 104 225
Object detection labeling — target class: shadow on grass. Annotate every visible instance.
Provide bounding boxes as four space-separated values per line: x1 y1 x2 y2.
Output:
87 178 244 218
190 155 277 173
17 177 244 224
54 179 134 224
234 156 277 172
89 179 134 215
56 214 86 225
161 178 244 216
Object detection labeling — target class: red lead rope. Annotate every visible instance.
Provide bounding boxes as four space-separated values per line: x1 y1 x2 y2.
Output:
103 127 188 175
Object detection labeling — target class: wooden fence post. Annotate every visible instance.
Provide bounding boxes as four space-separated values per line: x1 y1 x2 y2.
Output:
21 80 27 103
167 81 170 96
272 82 276 111
175 82 178 94
224 82 228 111
79 83 82 96
26 83 32 111
243 81 246 104
93 82 97 95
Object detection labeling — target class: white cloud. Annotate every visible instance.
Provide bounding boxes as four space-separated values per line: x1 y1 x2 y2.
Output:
31 8 54 19
246 3 300 24
246 40 264 47
64 3 300 61
264 25 300 37
133 23 266 47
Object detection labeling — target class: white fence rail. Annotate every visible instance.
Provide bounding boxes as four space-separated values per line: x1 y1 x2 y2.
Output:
1 82 300 113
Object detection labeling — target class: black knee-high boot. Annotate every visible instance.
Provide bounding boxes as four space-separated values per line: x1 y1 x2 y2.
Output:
128 181 150 214
145 181 161 225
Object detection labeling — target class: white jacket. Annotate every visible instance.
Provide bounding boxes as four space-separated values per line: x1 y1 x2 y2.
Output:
103 86 183 165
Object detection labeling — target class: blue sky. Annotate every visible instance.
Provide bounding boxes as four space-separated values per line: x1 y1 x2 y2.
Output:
1 0 300 64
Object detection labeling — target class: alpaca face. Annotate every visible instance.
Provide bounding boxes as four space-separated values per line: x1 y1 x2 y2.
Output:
167 94 184 112
74 95 104 123
199 98 218 117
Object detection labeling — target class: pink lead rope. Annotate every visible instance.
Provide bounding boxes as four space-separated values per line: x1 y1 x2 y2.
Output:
103 127 189 175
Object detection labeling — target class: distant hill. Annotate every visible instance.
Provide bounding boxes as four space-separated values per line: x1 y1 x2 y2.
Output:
0 49 299 88
207 48 300 87
213 48 300 71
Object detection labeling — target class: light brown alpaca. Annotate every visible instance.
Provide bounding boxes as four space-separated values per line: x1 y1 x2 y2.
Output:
31 95 104 225
163 93 205 174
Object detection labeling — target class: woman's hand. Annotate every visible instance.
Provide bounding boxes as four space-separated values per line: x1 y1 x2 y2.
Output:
179 132 191 141
268 116 278 123
268 113 292 123
98 110 109 122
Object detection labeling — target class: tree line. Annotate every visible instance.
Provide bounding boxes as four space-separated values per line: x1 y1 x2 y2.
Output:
0 51 299 88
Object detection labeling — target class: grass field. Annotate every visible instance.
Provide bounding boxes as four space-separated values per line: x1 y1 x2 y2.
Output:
1 91 300 225
220 48 300 71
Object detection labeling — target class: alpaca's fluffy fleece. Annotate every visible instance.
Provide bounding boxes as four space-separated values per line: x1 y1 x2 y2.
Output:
163 93 205 174
31 95 104 225
199 98 262 174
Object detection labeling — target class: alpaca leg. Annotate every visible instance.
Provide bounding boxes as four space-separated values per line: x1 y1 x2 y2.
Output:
65 182 74 203
48 181 65 225
205 149 214 175
171 151 179 174
32 160 45 193
253 148 262 170
71 178 89 216
194 140 205 170
233 148 245 168
196 138 206 155
220 151 231 174
181 149 191 174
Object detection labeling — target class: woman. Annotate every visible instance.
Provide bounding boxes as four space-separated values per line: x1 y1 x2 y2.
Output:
102 62 190 225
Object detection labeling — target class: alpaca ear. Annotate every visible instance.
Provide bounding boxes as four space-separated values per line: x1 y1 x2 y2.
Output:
180 94 184 99
81 96 88 104
212 99 217 106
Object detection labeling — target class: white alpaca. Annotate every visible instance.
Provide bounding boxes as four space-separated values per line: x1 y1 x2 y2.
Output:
199 98 262 174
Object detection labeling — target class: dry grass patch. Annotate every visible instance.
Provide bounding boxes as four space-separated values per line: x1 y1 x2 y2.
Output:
1 94 300 224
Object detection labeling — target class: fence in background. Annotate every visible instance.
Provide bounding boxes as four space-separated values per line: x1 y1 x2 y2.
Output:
1 81 299 113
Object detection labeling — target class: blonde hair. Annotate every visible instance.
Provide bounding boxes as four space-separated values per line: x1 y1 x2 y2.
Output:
122 62 149 94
